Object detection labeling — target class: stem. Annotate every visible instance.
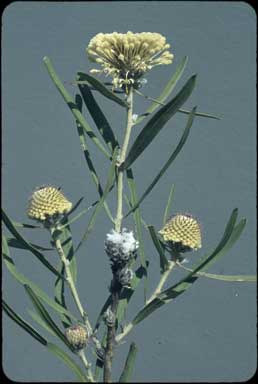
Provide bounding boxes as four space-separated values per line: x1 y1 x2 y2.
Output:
104 87 134 382
146 260 175 305
78 350 95 382
115 87 134 232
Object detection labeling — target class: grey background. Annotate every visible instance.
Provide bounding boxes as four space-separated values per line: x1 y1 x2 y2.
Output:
2 1 256 382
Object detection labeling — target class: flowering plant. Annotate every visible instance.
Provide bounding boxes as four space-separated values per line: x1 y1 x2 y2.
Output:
2 31 256 382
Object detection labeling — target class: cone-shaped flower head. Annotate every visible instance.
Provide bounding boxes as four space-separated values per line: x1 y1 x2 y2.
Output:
159 214 202 251
65 324 88 351
87 31 173 90
27 185 72 221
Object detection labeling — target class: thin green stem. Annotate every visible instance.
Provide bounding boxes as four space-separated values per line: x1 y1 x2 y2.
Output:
77 350 95 382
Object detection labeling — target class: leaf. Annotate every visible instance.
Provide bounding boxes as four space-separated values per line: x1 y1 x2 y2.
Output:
7 237 53 251
43 57 111 160
77 72 128 108
119 342 138 382
77 78 118 152
123 75 197 170
2 235 77 321
135 56 188 125
176 264 257 282
2 300 47 346
2 209 63 278
126 168 148 302
65 196 85 217
24 285 72 350
74 94 114 223
28 309 57 337
13 221 41 229
75 146 118 252
163 184 175 226
59 201 98 229
47 343 88 382
125 107 196 217
148 225 169 273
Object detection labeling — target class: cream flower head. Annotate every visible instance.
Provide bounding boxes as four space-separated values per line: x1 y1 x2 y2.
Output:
27 185 72 222
87 31 173 91
159 214 202 251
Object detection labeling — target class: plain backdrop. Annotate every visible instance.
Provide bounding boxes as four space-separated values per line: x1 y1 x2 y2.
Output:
2 1 256 382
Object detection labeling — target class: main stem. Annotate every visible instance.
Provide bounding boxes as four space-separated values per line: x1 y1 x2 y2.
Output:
104 87 134 383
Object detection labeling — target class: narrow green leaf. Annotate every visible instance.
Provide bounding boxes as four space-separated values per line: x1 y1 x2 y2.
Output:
13 221 41 229
24 285 72 350
54 263 72 329
59 201 98 229
177 108 220 120
2 300 47 346
148 225 169 273
2 235 77 321
135 56 188 125
126 169 148 302
77 72 128 108
7 237 53 251
125 107 196 217
64 196 85 217
119 342 138 382
163 184 175 226
28 309 57 337
47 343 88 382
176 264 257 282
77 78 118 152
43 57 111 160
75 146 118 252
74 94 114 224
2 209 63 278
123 75 197 170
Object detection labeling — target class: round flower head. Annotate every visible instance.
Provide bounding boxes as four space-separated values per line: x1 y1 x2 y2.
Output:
27 185 72 222
87 31 173 91
65 324 88 351
159 214 202 251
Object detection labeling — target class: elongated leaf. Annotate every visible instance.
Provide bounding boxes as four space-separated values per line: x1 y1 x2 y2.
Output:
2 300 47 346
54 263 72 329
135 56 188 125
123 75 197 169
24 285 72 350
2 235 77 321
43 57 111 160
77 79 118 152
126 169 148 302
47 343 88 382
77 72 128 108
74 94 114 223
13 221 40 229
2 209 63 278
176 264 256 282
60 201 98 230
119 342 138 382
64 196 84 217
125 107 196 217
75 146 118 252
148 225 169 273
7 237 53 251
28 309 57 337
132 210 246 325
163 184 175 226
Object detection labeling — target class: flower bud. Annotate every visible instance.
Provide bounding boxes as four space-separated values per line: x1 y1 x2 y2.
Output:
65 324 88 351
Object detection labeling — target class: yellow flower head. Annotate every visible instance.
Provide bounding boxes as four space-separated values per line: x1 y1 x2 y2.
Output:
159 214 202 251
27 185 72 221
65 324 88 351
87 31 173 90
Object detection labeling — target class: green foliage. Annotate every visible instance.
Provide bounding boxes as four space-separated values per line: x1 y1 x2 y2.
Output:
119 342 138 382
